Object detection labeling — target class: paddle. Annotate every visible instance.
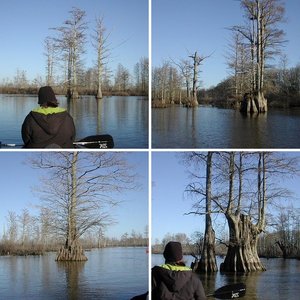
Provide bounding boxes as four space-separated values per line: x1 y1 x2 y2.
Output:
207 283 246 299
0 134 114 149
130 291 148 300
131 283 246 300
74 134 114 149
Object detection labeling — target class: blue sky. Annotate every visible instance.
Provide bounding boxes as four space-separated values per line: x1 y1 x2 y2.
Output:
152 151 300 243
1 0 299 88
0 0 148 82
152 0 300 88
152 152 204 242
0 151 148 239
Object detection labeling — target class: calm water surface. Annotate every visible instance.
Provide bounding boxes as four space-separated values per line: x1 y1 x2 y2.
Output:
0 247 148 300
0 94 148 148
152 255 300 300
152 105 300 148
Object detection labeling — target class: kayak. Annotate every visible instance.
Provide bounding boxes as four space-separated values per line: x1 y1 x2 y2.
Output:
0 134 114 149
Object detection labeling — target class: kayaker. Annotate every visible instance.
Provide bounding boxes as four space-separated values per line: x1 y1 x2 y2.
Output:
152 241 207 300
22 86 75 148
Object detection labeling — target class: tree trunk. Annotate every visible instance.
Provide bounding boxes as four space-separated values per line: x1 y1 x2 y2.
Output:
255 91 267 113
185 79 190 100
67 47 79 101
251 15 256 95
240 92 267 114
96 86 103 100
221 152 265 272
239 1 269 114
221 213 266 272
255 1 267 113
191 52 199 107
56 240 87 261
275 240 292 259
197 152 218 273
197 225 218 273
55 152 87 261
96 43 103 99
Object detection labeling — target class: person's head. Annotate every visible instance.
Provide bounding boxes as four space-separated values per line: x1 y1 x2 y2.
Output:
38 86 58 107
163 241 183 264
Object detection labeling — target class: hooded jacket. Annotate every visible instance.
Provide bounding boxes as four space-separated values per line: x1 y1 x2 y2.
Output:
152 264 206 300
22 107 76 148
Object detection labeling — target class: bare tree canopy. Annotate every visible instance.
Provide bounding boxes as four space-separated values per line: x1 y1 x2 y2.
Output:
30 152 137 261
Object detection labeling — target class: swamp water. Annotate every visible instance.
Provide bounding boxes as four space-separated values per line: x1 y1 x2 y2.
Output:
0 95 148 149
152 105 300 148
152 254 300 300
0 247 148 300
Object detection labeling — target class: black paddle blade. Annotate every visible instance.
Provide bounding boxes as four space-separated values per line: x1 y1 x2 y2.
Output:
213 283 246 299
130 291 148 300
75 134 114 149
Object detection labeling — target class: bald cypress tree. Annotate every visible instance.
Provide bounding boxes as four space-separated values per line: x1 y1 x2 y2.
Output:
31 152 136 261
51 7 87 100
232 0 286 113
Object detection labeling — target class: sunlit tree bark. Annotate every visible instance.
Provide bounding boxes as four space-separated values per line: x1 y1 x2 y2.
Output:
198 152 218 273
186 51 212 107
183 152 218 273
220 152 297 272
221 152 266 272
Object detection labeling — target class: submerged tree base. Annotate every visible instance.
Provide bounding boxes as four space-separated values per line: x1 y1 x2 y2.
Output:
184 99 199 108
152 100 168 108
240 93 267 114
221 214 266 272
220 246 266 273
56 244 88 261
67 89 80 101
96 89 103 100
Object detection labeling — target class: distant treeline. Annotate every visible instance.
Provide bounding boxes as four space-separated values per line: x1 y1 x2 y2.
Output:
0 209 147 256
153 226 300 260
0 233 148 256
152 63 300 109
0 56 149 97
0 85 146 97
